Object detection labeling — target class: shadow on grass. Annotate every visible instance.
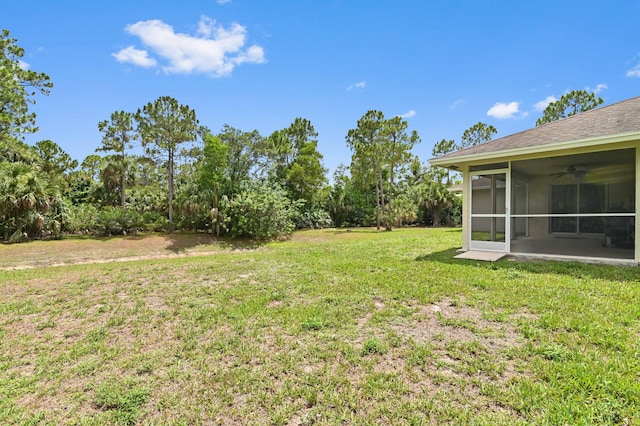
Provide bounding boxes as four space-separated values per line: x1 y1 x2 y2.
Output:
70 232 267 253
417 248 640 282
161 233 267 253
331 228 387 234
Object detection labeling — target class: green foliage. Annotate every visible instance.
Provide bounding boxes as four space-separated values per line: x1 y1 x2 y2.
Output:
126 185 165 214
95 206 144 236
263 118 328 208
136 96 200 233
414 180 459 227
346 111 420 230
459 122 497 149
97 110 136 208
34 139 77 177
65 203 99 233
0 138 38 163
326 164 374 227
536 90 604 126
218 124 264 191
431 138 456 157
295 206 333 229
0 161 63 241
227 182 300 239
139 211 168 232
0 29 53 143
175 133 230 234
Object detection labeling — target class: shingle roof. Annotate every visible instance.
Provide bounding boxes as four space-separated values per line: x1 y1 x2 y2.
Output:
433 95 640 162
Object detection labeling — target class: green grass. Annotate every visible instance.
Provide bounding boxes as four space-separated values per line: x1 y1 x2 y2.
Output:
1 227 639 424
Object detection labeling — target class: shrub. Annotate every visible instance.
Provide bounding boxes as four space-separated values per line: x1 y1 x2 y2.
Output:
140 211 168 232
227 182 299 239
65 203 99 234
295 207 333 229
95 207 144 236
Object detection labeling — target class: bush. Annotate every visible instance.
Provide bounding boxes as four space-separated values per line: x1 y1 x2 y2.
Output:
140 211 168 232
95 207 144 236
65 203 99 234
296 207 333 229
227 182 299 239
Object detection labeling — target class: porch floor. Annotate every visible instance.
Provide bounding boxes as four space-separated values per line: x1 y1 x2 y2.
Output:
510 236 634 260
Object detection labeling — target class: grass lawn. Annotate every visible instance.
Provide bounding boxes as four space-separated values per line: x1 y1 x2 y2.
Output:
1 227 639 425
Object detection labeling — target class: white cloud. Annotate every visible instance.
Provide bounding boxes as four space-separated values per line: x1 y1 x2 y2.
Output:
399 110 416 119
217 0 231 3
197 16 215 37
487 101 521 119
347 81 366 91
112 46 158 68
114 16 265 77
534 95 557 112
627 64 640 77
587 83 608 94
450 99 465 109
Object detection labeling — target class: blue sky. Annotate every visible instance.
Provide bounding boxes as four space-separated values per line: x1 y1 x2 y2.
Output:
6 0 640 177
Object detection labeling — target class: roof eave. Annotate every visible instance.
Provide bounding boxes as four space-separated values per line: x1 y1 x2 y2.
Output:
429 130 640 169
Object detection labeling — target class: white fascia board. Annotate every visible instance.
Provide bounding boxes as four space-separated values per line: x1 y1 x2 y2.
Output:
429 131 640 168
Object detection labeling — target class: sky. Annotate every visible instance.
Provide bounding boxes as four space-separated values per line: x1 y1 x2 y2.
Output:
6 0 640 178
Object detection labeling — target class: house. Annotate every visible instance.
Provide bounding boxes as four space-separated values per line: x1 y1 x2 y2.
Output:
429 96 640 264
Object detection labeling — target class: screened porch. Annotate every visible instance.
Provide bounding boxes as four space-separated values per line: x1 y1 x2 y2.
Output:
509 148 635 260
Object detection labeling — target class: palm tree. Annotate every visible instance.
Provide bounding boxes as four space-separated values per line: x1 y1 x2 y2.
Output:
0 162 62 241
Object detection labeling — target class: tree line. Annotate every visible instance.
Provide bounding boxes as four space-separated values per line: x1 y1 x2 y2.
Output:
0 29 603 242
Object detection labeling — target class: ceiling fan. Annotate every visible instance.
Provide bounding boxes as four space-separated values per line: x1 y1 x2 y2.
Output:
550 165 587 179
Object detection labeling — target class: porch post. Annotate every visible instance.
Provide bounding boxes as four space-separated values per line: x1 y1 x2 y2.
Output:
636 147 640 264
462 165 470 251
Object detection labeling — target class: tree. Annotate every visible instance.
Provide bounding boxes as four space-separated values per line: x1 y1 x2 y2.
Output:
346 111 418 230
262 118 327 211
34 140 77 177
431 139 457 185
414 180 457 227
218 125 264 190
432 138 456 157
192 134 229 236
0 138 37 163
459 122 497 149
0 29 53 144
346 110 387 229
227 181 300 239
381 116 420 230
135 96 200 233
284 121 327 207
536 90 604 126
326 164 373 228
97 111 136 209
0 161 62 241
32 140 78 198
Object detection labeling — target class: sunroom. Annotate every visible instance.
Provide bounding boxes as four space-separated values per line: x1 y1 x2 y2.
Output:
430 96 640 264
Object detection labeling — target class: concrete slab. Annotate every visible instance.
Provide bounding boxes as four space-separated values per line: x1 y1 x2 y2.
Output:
454 251 506 262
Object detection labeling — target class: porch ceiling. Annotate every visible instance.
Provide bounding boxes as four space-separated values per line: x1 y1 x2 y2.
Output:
512 148 635 177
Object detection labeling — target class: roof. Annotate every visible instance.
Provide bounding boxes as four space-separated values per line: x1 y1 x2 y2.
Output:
431 95 640 166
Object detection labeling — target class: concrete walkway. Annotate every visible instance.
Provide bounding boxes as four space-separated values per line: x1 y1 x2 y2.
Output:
454 250 506 261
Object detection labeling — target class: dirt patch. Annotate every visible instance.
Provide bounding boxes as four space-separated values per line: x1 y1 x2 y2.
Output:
0 233 262 270
349 296 533 418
